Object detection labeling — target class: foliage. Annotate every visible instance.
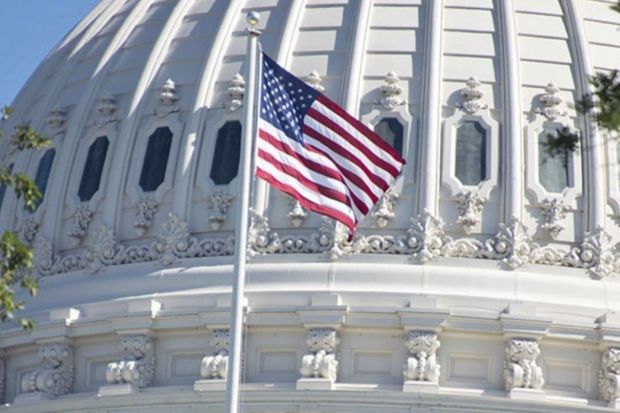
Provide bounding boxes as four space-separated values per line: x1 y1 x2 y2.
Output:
0 105 51 329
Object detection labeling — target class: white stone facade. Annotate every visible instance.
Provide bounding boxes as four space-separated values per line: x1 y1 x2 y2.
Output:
0 0 620 412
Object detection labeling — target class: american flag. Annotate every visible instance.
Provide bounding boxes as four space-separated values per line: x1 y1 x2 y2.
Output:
255 53 406 232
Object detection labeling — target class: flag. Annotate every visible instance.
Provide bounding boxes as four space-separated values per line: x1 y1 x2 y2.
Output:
255 53 406 233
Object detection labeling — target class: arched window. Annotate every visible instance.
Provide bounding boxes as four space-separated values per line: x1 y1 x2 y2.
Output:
455 121 486 186
34 148 56 209
374 118 404 156
139 127 173 192
0 164 13 213
78 136 109 202
210 121 241 185
538 130 569 193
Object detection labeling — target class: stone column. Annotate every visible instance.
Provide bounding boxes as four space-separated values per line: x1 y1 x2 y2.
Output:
99 334 155 396
403 331 441 393
297 328 339 390
16 343 74 403
503 338 545 400
194 329 229 391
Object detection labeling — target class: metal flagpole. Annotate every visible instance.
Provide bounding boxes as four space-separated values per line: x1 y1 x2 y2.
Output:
225 10 261 413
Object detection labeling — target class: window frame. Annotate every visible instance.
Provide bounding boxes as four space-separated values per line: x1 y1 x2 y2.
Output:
208 120 242 186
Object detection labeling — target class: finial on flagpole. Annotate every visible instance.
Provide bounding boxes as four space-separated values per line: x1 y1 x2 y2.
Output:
246 11 261 35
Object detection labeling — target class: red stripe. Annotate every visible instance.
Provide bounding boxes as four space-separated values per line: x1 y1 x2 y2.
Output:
256 168 357 231
303 124 387 196
307 107 401 178
317 95 406 165
258 127 370 216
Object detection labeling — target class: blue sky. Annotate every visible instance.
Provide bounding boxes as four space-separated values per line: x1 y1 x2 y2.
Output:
0 1 100 106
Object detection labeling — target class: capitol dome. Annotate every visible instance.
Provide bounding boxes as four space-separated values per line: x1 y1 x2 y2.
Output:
1 0 620 411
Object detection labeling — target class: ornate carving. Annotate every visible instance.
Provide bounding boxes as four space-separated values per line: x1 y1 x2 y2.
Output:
483 218 534 270
305 70 325 93
372 188 399 228
95 95 118 128
455 191 484 234
247 210 280 258
206 190 235 231
19 217 39 245
540 198 568 239
300 328 339 382
403 332 441 383
200 329 229 380
133 196 160 236
21 343 74 397
407 210 450 263
535 82 567 121
567 227 616 279
600 347 620 402
106 335 154 388
46 108 67 137
68 205 94 244
87 225 117 273
155 213 190 267
156 79 180 118
33 235 54 274
503 339 544 391
457 76 488 114
227 73 245 112
315 218 367 261
377 71 406 110
287 197 307 228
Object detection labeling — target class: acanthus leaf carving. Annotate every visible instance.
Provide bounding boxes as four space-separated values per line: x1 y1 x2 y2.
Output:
106 335 154 388
314 218 367 261
247 209 280 259
227 73 245 112
372 188 399 228
155 213 190 267
68 205 94 244
455 191 484 234
377 71 406 110
403 332 441 383
206 190 235 231
200 329 229 380
21 343 74 397
599 347 620 402
540 198 568 239
33 235 54 275
305 70 325 93
535 82 567 121
567 226 616 279
407 210 450 263
483 218 535 270
503 339 544 391
88 225 118 273
156 79 180 118
300 328 339 382
133 196 160 236
457 76 488 114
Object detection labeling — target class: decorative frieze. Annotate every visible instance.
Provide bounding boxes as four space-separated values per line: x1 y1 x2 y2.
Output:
372 188 399 228
206 190 235 231
227 73 245 112
403 332 441 383
455 191 484 234
540 198 568 239
106 335 154 388
200 329 229 380
377 71 405 110
457 76 488 114
407 210 449 263
247 210 280 259
133 196 160 236
155 213 190 267
483 218 533 270
535 82 567 121
156 79 180 118
599 347 620 403
21 343 74 397
299 328 339 382
567 227 617 279
503 339 544 391
68 205 94 244
305 70 325 93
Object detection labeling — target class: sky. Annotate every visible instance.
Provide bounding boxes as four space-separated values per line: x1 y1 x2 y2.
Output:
0 1 100 106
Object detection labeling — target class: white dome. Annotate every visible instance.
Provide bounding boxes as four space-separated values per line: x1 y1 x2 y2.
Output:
1 0 620 411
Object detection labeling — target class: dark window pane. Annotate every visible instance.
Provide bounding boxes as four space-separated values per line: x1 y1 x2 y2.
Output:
455 121 486 185
78 136 109 202
374 118 404 156
139 127 173 192
539 130 569 193
34 148 56 209
0 164 14 213
210 121 241 185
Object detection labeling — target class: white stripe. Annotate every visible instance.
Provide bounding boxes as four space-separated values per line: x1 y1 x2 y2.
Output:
258 120 375 213
311 99 404 168
304 113 395 187
256 159 357 223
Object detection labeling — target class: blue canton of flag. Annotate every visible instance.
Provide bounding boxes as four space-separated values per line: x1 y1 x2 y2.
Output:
255 52 406 233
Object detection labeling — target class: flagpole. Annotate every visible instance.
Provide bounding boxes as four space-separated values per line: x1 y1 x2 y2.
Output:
225 11 260 413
